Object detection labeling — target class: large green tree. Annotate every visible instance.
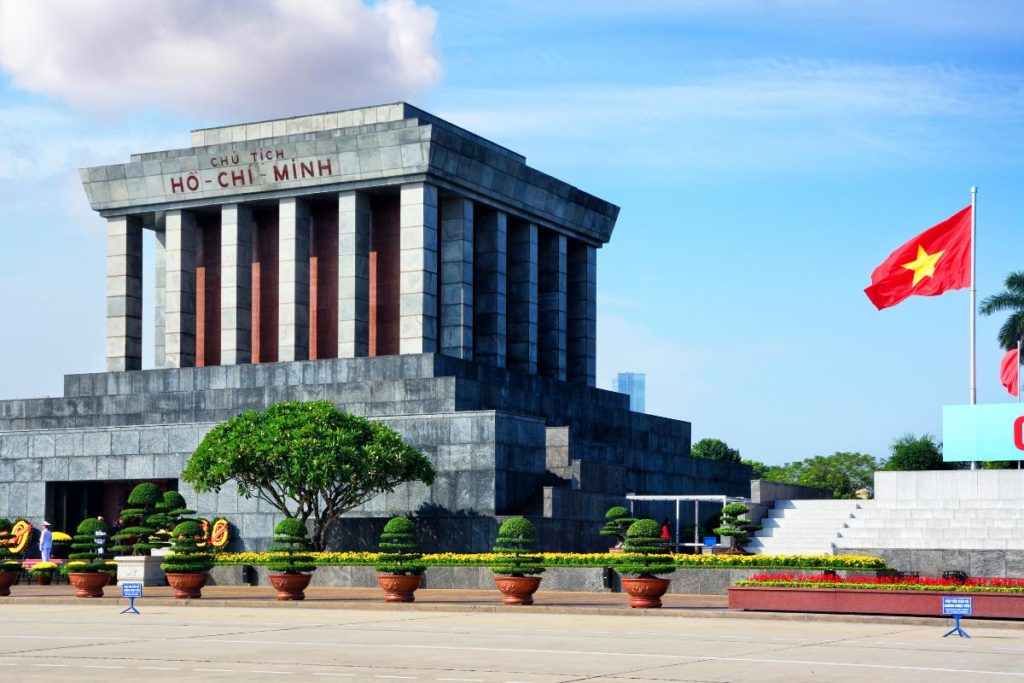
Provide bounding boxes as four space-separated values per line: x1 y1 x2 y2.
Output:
183 401 436 550
883 433 946 471
691 438 741 464
980 271 1024 351
771 452 879 498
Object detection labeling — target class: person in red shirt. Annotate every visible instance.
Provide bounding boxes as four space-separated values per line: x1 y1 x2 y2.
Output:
660 518 671 543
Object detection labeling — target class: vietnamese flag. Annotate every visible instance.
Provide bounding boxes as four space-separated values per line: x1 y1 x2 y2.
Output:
864 206 972 310
1001 348 1019 397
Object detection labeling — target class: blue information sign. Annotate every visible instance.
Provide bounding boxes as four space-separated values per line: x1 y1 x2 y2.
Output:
120 582 142 615
942 596 972 638
942 596 972 616
121 582 143 598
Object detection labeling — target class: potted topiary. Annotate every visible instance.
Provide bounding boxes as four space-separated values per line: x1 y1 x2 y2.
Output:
160 520 214 599
490 516 544 605
267 518 317 601
617 518 676 608
112 482 165 586
28 561 58 585
374 516 426 602
66 517 111 598
714 503 760 554
0 519 22 595
148 491 197 553
600 506 636 553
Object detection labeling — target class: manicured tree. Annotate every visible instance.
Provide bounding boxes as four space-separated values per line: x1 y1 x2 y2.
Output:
159 520 215 575
375 516 425 576
67 517 109 573
600 506 636 547
714 503 761 553
111 482 162 555
148 491 197 550
617 519 676 578
266 518 316 575
184 401 436 550
490 517 544 577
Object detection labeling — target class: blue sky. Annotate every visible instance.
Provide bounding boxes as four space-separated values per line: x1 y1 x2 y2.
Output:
0 1 1022 465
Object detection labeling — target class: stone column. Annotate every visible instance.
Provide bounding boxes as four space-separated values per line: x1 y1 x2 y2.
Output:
278 197 311 362
153 226 166 369
474 207 507 368
220 204 253 365
538 230 567 380
568 241 597 387
164 210 197 368
399 183 438 354
439 197 473 360
508 220 538 374
338 190 370 357
105 215 143 372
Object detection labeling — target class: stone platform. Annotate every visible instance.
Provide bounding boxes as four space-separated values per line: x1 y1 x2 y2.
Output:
0 353 750 552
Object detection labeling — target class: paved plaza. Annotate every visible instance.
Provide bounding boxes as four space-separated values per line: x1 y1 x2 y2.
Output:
1 598 1023 682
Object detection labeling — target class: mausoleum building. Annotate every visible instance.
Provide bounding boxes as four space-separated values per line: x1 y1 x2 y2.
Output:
0 104 750 550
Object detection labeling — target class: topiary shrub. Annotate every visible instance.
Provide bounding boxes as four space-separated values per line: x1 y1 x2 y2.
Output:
374 516 425 576
111 482 163 556
616 518 676 578
0 519 20 572
714 503 761 553
600 506 636 547
266 518 316 574
490 516 544 577
147 491 197 550
160 521 215 574
66 517 110 573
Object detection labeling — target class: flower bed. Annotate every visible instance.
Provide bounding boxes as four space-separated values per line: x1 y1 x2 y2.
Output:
730 573 1024 619
214 552 886 570
737 573 1024 592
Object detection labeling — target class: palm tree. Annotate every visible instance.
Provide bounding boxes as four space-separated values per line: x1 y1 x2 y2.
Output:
980 272 1024 350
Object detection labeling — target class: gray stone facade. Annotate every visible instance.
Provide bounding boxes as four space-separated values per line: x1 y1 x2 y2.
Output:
0 104 752 553
0 354 750 551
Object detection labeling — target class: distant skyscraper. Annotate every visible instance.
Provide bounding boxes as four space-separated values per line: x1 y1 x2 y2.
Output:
614 372 646 412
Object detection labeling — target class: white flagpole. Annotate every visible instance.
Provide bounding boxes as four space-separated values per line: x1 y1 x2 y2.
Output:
970 186 977 406
1017 340 1021 404
970 187 977 470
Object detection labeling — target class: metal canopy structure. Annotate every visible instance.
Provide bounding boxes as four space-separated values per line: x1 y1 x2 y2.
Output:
626 493 749 550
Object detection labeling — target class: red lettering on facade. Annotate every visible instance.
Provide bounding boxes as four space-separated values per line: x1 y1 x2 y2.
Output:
300 161 315 178
273 164 290 182
231 170 246 186
217 171 229 188
170 176 184 193
318 158 333 176
185 174 200 191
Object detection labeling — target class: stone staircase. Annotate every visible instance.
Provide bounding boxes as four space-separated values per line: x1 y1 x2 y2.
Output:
836 500 1024 551
745 499 865 555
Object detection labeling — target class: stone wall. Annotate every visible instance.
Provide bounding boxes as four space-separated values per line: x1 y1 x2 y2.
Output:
0 354 751 552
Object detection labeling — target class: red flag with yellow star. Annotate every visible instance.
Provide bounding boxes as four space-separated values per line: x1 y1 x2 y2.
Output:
864 206 972 310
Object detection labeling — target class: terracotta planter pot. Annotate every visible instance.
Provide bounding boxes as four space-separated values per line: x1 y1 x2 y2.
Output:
494 575 542 606
376 573 423 603
34 574 54 586
0 571 18 596
607 547 625 555
269 572 313 601
621 577 671 608
68 572 108 598
165 572 209 599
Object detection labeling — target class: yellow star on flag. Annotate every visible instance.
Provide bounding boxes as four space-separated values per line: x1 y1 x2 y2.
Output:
902 245 945 286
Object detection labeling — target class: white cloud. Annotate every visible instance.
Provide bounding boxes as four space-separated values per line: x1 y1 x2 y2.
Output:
0 0 441 119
